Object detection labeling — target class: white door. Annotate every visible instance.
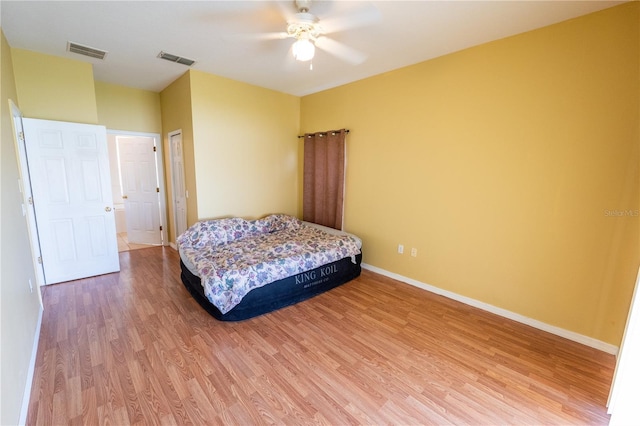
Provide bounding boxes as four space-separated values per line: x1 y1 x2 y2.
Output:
117 135 162 245
169 131 187 238
22 118 120 284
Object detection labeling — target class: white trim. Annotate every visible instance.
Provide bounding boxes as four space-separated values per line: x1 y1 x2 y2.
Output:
169 242 178 251
18 306 43 426
361 263 619 355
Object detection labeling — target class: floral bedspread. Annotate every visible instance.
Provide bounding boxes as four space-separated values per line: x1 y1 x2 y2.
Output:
177 214 361 314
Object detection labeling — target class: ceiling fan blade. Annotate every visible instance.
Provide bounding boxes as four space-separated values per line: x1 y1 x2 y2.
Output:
224 31 289 41
315 36 368 65
319 3 382 34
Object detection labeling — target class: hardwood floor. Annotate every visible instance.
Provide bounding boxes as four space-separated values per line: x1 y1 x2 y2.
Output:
27 246 615 425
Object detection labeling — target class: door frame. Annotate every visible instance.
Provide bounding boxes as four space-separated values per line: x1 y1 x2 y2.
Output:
107 129 168 246
168 129 187 246
8 100 46 292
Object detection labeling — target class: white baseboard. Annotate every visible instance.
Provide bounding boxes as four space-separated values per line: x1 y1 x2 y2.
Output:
19 305 44 426
361 263 619 355
169 242 177 250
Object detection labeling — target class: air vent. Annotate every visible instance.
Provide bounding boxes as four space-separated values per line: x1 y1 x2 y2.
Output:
67 42 108 60
158 51 196 67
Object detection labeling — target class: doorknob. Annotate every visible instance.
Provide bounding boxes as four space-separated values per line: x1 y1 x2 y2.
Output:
105 206 112 212
122 195 128 199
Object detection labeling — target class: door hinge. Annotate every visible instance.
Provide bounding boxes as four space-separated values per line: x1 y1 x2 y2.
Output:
27 196 33 205
156 187 160 193
153 146 157 152
159 225 163 231
37 256 42 264
18 131 25 142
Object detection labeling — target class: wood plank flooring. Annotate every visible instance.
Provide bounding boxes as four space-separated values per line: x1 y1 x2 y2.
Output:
27 246 615 425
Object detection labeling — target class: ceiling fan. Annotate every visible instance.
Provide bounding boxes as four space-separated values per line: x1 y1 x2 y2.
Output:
234 0 381 66
287 0 323 61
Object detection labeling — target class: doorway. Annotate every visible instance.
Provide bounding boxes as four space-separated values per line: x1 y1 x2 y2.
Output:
106 131 167 252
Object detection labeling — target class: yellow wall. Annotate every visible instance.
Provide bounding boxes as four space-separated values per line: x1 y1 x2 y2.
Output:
0 30 42 426
189 70 300 220
300 2 639 346
160 71 196 242
11 48 98 123
95 81 162 133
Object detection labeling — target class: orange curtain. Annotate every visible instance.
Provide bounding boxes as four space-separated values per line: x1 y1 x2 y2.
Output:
303 129 346 230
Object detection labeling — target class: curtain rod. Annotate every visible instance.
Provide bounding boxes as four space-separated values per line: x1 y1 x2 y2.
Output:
297 129 350 139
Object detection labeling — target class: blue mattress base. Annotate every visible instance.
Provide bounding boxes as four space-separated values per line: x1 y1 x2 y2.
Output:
180 253 362 321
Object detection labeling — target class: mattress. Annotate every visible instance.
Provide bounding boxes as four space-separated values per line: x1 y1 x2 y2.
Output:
177 216 362 321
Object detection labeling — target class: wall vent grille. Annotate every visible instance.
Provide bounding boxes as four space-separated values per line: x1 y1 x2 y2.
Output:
67 41 108 60
158 51 196 66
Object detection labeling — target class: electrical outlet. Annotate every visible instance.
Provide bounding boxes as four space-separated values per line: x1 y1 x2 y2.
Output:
411 248 418 257
397 244 404 254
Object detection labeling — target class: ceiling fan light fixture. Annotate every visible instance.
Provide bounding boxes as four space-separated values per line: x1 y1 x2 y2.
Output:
292 38 315 61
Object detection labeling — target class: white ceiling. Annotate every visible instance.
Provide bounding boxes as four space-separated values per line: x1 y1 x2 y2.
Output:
0 0 624 96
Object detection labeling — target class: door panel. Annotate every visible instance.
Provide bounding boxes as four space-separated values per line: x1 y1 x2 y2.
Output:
81 159 102 200
51 219 75 261
23 118 120 284
43 157 70 202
